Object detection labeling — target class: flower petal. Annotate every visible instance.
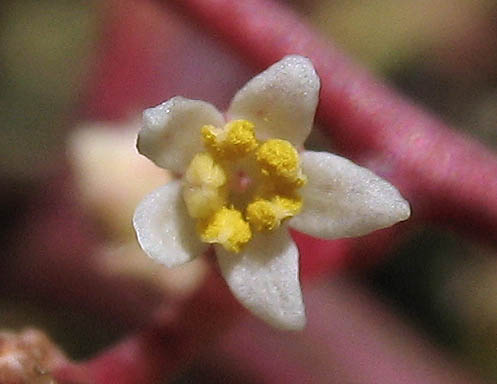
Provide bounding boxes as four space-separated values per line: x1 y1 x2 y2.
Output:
290 151 411 239
133 180 208 268
216 228 305 330
227 55 319 147
138 97 225 173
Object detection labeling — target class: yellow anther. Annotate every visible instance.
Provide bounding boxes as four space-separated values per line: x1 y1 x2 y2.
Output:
225 120 258 155
183 153 227 219
183 186 226 219
184 152 226 188
256 139 306 187
202 120 258 158
246 195 302 232
272 195 303 218
198 207 252 253
246 199 278 231
201 125 221 154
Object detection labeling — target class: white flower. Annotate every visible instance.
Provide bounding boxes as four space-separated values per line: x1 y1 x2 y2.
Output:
68 121 171 239
133 55 410 330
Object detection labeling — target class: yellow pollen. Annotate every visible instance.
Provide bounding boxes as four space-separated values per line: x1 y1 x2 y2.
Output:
246 195 302 232
183 153 227 219
256 139 306 187
246 200 278 231
202 120 258 158
272 195 303 217
198 207 252 253
184 120 306 252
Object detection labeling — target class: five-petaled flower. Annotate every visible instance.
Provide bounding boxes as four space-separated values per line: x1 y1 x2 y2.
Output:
133 55 410 330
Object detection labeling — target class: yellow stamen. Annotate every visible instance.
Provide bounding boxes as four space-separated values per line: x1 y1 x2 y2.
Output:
202 120 258 158
272 194 303 218
246 199 278 231
246 195 302 232
256 139 306 187
183 153 227 219
183 186 227 220
198 207 252 253
184 152 226 188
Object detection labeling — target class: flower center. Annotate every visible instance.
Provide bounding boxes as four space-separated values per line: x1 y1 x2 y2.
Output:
182 120 305 253
232 170 251 194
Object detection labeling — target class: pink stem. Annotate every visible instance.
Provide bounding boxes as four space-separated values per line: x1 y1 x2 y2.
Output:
55 272 241 384
171 0 497 244
211 279 485 384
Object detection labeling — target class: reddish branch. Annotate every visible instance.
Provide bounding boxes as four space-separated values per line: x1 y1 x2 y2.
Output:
55 272 242 383
55 0 497 382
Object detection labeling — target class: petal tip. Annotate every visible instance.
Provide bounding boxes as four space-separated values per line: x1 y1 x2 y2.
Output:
228 54 320 147
216 230 306 330
270 312 306 331
294 151 412 239
277 54 320 89
398 198 412 221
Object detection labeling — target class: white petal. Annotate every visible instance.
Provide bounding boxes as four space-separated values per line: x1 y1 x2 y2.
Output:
290 151 411 239
216 228 305 330
227 55 320 147
137 97 225 173
133 180 207 268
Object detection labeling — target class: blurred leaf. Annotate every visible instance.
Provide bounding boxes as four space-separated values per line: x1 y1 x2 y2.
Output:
0 0 98 180
310 0 495 72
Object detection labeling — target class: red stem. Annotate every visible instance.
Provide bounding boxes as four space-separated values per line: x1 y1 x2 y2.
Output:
212 280 485 384
55 272 242 384
171 0 497 244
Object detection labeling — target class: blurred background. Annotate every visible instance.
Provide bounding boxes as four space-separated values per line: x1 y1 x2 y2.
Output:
0 0 496 382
